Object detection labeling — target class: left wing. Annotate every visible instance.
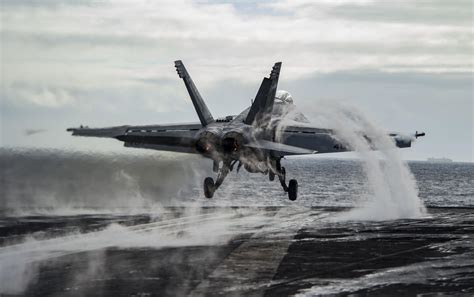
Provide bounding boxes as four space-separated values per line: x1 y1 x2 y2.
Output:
67 123 202 154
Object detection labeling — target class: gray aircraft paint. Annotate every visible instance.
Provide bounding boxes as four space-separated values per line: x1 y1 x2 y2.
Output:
67 61 424 200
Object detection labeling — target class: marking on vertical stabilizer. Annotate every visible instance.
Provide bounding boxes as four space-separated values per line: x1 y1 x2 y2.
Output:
190 208 325 297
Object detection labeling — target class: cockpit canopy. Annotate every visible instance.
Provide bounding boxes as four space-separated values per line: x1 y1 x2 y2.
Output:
275 90 293 104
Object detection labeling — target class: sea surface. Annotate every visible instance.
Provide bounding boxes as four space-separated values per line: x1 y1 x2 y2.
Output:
0 148 473 296
1 148 472 214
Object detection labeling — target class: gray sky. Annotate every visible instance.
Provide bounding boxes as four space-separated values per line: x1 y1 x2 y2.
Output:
1 0 472 161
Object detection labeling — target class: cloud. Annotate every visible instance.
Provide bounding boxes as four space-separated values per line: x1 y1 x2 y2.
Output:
14 86 75 108
1 0 471 108
0 0 472 161
24 129 46 136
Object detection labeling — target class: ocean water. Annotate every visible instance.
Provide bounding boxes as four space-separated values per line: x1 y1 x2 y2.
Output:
1 148 472 215
0 148 473 296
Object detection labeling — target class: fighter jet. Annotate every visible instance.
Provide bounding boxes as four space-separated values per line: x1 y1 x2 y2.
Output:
67 61 425 200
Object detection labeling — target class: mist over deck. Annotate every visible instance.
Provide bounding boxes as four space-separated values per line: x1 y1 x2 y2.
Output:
1 150 473 296
1 207 473 296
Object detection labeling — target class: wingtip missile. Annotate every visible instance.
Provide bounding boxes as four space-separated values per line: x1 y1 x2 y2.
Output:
415 131 426 138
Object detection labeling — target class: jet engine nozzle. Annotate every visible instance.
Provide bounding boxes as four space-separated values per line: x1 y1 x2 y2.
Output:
221 131 245 154
195 131 220 154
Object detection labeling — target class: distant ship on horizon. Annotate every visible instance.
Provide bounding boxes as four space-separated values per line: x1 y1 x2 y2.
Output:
427 157 453 163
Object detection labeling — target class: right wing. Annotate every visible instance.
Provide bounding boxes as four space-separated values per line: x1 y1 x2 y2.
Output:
67 123 202 154
279 125 345 154
245 139 315 155
276 125 416 155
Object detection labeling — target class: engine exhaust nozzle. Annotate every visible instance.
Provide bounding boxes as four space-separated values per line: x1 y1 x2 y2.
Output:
221 131 244 154
195 131 220 154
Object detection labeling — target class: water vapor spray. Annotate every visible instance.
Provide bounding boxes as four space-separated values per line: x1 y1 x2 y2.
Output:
275 100 426 220
312 102 426 220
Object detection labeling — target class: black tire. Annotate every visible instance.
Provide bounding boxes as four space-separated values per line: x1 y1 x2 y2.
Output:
204 177 215 199
269 171 275 181
288 179 298 201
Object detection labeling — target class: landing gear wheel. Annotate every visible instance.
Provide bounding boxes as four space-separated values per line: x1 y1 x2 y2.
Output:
269 171 275 181
204 177 215 199
288 179 298 201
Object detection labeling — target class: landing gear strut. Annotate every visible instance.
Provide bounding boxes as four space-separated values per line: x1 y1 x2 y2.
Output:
274 158 298 201
203 160 231 199
203 158 298 201
269 171 275 181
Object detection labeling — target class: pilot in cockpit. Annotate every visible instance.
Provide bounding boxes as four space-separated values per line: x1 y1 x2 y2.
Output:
273 90 309 122
275 90 293 104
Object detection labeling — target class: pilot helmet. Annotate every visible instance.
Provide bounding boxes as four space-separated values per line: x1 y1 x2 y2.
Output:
275 90 293 104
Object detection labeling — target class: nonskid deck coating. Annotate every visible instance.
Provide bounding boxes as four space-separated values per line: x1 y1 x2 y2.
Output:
0 207 473 296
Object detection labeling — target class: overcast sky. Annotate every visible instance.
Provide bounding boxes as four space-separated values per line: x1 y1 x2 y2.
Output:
1 0 472 161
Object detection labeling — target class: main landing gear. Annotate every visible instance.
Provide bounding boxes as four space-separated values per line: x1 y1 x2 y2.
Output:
288 179 298 201
203 158 298 201
203 160 232 199
273 158 298 201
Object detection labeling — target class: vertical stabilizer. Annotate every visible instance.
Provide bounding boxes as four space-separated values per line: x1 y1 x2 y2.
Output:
175 60 214 126
244 62 282 126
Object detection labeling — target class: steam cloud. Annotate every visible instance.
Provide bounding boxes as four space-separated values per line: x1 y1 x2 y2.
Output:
0 148 211 216
0 209 270 295
303 101 426 220
0 100 429 295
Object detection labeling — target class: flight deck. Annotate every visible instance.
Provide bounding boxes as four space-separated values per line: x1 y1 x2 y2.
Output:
1 207 473 296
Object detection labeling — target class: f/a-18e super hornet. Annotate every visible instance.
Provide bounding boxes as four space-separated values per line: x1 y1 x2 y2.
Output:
68 61 425 200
